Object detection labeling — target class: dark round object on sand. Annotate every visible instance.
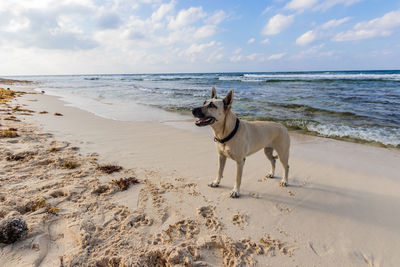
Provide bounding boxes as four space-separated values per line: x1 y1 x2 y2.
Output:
0 217 28 244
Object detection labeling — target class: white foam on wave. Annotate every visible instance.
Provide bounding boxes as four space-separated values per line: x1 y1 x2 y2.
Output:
243 73 400 81
307 122 400 146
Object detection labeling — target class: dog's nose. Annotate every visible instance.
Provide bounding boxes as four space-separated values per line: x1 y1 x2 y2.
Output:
192 107 202 117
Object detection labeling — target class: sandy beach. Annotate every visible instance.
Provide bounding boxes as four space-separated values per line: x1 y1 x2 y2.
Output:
1 83 400 266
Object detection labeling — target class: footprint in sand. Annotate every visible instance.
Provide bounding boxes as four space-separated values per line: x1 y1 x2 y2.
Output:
197 206 222 231
231 213 248 229
275 203 292 213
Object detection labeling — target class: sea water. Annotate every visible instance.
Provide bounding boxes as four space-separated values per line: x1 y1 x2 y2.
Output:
10 70 400 147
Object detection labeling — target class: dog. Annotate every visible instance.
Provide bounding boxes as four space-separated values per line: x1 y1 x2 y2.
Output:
192 87 290 198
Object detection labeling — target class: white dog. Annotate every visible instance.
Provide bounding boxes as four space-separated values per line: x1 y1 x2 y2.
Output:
192 88 290 198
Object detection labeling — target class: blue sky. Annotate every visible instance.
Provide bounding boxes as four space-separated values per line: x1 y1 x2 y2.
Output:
0 0 400 75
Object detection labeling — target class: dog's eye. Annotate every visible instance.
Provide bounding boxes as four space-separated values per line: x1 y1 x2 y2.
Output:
203 101 207 105
208 102 217 108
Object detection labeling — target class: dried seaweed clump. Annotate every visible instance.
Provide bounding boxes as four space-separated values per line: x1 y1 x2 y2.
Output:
39 111 48 114
25 198 46 213
12 106 35 114
109 177 139 190
47 206 60 214
97 164 123 174
1 128 19 138
0 88 16 104
60 160 80 169
4 116 19 121
54 112 63 116
6 151 36 161
23 198 60 214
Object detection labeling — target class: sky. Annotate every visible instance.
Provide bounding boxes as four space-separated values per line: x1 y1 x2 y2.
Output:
0 0 400 75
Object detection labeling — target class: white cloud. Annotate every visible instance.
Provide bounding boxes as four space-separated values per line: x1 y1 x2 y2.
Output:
285 0 318 11
262 14 294 35
209 10 227 25
181 41 216 55
296 17 350 45
267 52 286 60
247 38 255 44
230 55 242 62
315 0 362 11
0 0 230 74
262 6 272 15
246 53 264 61
168 6 206 30
292 44 334 59
333 10 400 41
234 48 242 54
296 30 317 45
261 38 270 44
151 0 175 21
320 17 350 29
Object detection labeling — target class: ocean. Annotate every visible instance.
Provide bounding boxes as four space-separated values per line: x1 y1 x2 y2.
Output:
10 70 400 147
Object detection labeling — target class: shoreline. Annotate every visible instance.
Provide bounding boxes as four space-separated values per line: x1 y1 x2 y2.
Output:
3 75 399 149
1 85 400 266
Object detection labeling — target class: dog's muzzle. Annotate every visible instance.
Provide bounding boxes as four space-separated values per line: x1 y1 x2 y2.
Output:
192 107 215 127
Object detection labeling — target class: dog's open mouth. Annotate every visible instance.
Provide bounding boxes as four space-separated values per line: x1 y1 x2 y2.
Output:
195 117 215 127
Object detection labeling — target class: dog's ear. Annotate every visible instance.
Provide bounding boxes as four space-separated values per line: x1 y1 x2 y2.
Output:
211 87 217 99
223 89 234 110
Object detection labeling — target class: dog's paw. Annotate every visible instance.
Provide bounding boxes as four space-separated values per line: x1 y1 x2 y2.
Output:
230 191 240 198
279 181 288 187
266 173 274 178
208 182 219 188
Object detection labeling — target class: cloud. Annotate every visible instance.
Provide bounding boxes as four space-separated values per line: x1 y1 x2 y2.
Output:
246 53 264 61
96 12 121 29
296 30 317 45
315 0 362 11
293 44 334 58
262 6 272 15
151 0 175 21
296 17 350 45
333 10 400 41
181 41 215 55
261 38 270 44
247 38 255 44
267 52 286 60
262 14 294 35
229 55 242 62
209 10 227 25
320 17 350 29
168 6 206 30
285 0 318 11
234 48 242 54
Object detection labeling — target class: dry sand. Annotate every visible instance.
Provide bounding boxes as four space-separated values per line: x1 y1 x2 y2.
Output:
1 84 400 266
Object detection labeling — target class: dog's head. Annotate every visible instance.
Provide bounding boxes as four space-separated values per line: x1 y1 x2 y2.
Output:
192 87 234 127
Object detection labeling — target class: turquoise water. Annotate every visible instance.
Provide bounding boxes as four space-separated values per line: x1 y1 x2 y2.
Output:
12 70 400 147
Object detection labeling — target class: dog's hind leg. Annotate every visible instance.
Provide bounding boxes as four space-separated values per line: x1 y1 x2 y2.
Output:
276 147 289 187
264 147 276 178
209 154 226 187
230 158 245 198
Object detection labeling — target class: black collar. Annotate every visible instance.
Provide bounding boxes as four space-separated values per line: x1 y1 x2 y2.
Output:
214 118 240 144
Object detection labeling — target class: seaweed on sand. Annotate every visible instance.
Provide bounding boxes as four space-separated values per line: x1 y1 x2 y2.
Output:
109 177 139 190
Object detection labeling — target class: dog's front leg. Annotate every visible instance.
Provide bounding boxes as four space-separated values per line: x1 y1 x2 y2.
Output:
230 158 245 198
209 154 226 187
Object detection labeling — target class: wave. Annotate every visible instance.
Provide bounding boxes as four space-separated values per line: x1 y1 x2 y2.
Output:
243 73 400 81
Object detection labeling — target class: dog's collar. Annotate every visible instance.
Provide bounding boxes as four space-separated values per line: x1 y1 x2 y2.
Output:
214 118 240 144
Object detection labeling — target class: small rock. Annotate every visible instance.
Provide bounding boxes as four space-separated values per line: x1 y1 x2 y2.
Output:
0 217 28 244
